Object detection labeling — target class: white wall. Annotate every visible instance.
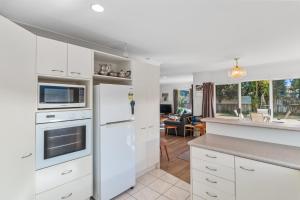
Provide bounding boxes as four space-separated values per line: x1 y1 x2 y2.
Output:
160 83 192 112
193 59 300 116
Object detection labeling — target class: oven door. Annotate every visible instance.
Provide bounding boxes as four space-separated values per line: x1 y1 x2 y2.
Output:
38 83 86 109
36 119 92 169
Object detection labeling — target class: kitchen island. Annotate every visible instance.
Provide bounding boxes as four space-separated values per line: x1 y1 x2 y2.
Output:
188 134 300 200
202 117 300 147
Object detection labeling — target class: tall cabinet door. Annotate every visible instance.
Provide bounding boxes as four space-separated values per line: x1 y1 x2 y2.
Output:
236 157 300 200
146 65 160 168
132 60 160 176
0 16 36 200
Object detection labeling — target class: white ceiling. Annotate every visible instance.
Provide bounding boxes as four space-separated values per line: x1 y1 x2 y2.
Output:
1 0 300 82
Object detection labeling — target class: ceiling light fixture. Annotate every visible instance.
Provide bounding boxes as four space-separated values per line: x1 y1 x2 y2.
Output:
91 4 104 13
228 57 247 78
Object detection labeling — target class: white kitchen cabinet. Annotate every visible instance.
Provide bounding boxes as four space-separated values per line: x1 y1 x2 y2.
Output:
36 156 92 194
37 36 67 76
236 157 300 200
36 174 92 200
68 44 92 78
135 127 148 174
0 16 36 200
132 60 160 176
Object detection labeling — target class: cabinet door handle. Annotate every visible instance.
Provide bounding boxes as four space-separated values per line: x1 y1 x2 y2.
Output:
141 127 147 130
21 153 32 159
51 69 64 73
70 72 81 75
240 166 255 172
206 191 218 198
205 166 217 172
206 178 217 184
148 125 153 128
61 193 72 199
205 154 217 159
61 169 73 175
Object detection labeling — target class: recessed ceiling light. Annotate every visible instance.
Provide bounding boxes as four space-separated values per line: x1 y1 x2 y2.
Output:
91 4 104 13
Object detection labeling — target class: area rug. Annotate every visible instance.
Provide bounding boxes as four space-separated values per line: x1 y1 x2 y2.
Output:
177 150 190 161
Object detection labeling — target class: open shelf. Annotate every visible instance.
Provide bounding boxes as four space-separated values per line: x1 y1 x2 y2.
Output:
93 74 132 81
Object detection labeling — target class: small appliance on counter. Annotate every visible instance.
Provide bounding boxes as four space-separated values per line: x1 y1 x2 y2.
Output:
38 83 86 109
93 84 135 200
35 110 92 169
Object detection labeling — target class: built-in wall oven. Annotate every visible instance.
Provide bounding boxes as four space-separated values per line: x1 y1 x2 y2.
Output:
38 83 86 109
36 110 92 169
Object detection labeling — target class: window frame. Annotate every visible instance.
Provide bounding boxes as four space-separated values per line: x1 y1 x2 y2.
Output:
215 80 274 119
215 83 240 117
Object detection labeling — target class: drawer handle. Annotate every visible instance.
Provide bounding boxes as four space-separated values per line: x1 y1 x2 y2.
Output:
61 193 72 199
51 69 64 73
206 178 217 184
206 166 217 172
206 154 217 159
206 191 218 198
240 166 255 172
21 153 32 159
70 72 81 75
61 169 73 175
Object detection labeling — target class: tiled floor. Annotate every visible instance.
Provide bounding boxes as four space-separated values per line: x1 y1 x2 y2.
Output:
113 169 191 200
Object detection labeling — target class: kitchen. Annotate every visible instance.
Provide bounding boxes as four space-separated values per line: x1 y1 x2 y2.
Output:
2 1 300 200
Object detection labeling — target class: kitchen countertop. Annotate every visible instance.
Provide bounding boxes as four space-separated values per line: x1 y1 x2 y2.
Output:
188 134 300 170
202 117 300 132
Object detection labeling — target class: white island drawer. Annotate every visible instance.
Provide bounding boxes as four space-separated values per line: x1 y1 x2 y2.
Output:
192 158 234 181
36 175 92 200
191 147 234 168
193 169 235 195
36 156 92 194
193 180 235 200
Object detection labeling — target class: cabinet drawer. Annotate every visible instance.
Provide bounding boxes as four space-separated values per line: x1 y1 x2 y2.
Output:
193 180 235 200
36 156 92 194
192 158 234 181
193 170 234 195
191 147 234 168
36 175 92 200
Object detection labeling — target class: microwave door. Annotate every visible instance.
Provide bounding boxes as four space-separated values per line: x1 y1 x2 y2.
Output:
38 83 86 109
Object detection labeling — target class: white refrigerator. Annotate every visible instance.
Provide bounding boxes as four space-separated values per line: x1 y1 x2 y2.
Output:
93 84 136 200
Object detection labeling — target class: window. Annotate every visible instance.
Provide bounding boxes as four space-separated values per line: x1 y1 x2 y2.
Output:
273 79 300 120
241 80 270 117
178 90 191 111
216 84 239 117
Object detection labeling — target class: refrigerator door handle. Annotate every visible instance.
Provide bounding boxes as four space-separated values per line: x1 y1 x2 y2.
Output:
104 120 133 125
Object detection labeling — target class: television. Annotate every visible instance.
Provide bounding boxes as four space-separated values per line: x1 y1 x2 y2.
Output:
160 104 172 114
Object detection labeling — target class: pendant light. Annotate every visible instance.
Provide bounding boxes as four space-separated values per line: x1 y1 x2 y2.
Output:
228 57 247 78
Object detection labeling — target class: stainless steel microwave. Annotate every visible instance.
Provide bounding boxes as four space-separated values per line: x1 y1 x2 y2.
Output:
38 83 86 109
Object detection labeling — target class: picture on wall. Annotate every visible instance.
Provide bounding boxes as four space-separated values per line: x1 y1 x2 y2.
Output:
161 93 169 102
195 85 203 92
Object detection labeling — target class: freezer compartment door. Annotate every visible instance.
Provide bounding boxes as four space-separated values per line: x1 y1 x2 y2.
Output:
95 84 133 125
100 121 136 200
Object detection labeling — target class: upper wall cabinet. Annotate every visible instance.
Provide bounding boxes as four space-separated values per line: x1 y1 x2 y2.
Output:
37 36 92 79
68 44 92 78
37 36 67 76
